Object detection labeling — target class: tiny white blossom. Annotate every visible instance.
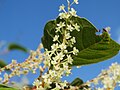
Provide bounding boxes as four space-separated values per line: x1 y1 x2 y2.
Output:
73 23 80 31
65 32 71 39
4 73 9 81
59 12 70 19
74 0 79 4
65 69 71 76
70 37 76 44
59 4 65 11
73 47 79 55
67 24 74 32
55 27 61 32
57 22 65 29
42 73 49 79
49 70 57 77
54 83 61 89
53 35 59 42
44 53 51 66
51 43 59 50
51 60 57 65
59 80 68 88
33 79 41 87
44 78 52 87
57 52 65 60
59 43 67 50
70 8 77 17
67 55 73 64
54 65 60 70
105 26 111 32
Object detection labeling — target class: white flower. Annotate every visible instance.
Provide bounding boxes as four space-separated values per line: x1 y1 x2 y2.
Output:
55 27 61 32
53 35 59 42
65 69 71 76
67 55 73 64
59 4 65 11
59 80 68 88
42 73 49 79
105 26 111 32
70 37 76 44
44 78 52 86
67 24 74 32
51 60 57 65
59 12 70 19
65 32 71 39
49 70 57 77
53 52 65 61
74 0 79 4
12 60 17 64
73 23 80 31
59 43 67 50
33 79 41 87
57 22 65 29
51 43 59 50
4 73 9 81
73 47 79 55
70 8 77 16
54 83 61 89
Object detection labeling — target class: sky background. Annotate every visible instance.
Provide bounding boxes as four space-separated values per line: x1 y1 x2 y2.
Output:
0 0 120 89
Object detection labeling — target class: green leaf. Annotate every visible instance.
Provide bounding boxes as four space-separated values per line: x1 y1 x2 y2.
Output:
70 17 120 65
0 84 18 90
41 20 56 50
71 78 83 86
41 16 120 66
0 60 7 68
8 43 28 53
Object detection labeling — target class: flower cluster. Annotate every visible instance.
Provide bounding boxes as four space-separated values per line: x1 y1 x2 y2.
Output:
0 0 80 90
0 0 120 90
0 43 43 85
33 0 80 89
86 62 120 90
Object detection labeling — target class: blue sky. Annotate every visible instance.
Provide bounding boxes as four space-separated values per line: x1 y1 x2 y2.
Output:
0 0 120 89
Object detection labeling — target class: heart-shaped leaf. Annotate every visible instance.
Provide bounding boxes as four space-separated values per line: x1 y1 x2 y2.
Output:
41 16 120 66
70 17 120 66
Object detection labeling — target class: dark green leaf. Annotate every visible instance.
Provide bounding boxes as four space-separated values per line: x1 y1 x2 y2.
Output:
41 20 56 50
71 78 83 86
70 17 120 65
8 43 28 53
71 17 120 65
0 60 7 68
42 16 120 66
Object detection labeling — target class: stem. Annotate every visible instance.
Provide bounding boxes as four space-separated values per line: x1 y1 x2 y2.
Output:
70 1 75 6
67 0 70 12
37 65 46 80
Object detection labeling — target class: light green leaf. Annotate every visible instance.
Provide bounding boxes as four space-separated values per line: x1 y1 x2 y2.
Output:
0 84 18 90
